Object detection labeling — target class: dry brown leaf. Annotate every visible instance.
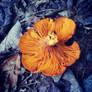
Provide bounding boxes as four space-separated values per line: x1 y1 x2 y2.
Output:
1 54 20 91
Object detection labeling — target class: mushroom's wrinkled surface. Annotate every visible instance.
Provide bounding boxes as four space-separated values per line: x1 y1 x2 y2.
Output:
19 17 80 76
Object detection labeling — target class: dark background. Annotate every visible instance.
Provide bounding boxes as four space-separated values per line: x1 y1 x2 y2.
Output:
0 0 92 92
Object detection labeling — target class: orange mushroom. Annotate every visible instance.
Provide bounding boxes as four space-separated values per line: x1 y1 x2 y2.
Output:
19 17 80 76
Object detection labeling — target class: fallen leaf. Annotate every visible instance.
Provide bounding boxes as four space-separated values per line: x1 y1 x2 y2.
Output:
0 54 20 91
0 21 22 52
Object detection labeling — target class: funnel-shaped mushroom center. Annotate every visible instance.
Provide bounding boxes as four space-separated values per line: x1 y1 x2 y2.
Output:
45 32 58 46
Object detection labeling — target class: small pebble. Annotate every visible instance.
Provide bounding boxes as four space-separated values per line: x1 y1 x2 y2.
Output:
86 53 92 62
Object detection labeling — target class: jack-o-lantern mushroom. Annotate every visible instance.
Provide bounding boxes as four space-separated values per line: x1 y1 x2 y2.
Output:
19 17 81 76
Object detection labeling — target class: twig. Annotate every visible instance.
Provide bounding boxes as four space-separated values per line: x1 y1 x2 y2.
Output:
21 73 32 84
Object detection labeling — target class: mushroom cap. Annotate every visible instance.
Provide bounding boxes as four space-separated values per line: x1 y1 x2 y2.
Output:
19 17 80 76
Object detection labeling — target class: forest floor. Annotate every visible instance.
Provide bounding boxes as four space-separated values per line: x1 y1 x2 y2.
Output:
0 0 92 92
